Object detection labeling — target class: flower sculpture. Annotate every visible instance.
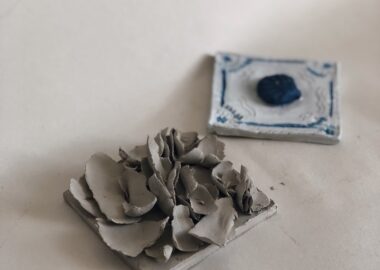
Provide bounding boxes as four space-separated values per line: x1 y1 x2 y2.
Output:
67 128 271 263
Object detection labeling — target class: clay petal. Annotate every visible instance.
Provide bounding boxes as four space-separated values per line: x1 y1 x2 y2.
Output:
154 132 165 157
148 174 175 216
234 165 269 214
172 205 203 252
179 148 204 165
189 185 217 215
173 129 186 157
197 135 225 161
140 157 154 179
119 167 157 217
212 161 240 196
251 188 271 212
145 244 173 263
192 166 219 199
189 197 237 246
147 137 171 181
69 178 102 217
118 148 140 168
179 166 198 194
159 128 171 158
144 224 174 262
85 153 140 224
180 132 199 152
180 166 217 215
128 144 148 162
180 135 225 166
166 161 181 204
97 217 169 258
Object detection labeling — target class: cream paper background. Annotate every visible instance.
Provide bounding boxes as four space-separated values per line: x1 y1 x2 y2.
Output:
0 0 379 269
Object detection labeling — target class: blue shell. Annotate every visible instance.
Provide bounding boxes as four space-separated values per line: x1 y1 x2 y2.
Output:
257 74 301 105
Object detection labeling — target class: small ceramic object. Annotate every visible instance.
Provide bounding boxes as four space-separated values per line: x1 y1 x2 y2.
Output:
63 128 277 270
208 52 341 144
257 74 301 105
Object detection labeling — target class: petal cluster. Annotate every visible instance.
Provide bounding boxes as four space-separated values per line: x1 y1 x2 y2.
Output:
68 128 271 262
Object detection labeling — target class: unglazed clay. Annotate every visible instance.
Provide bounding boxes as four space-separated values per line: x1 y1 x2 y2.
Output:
63 128 277 270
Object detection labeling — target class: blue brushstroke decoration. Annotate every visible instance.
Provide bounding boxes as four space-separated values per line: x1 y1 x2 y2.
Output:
257 74 301 106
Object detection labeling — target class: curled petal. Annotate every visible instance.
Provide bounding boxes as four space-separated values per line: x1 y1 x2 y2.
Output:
172 205 203 252
145 225 174 262
189 198 237 246
119 167 157 217
251 188 271 212
140 157 154 178
97 217 169 257
235 166 271 214
192 166 219 199
180 135 225 167
179 165 198 194
85 153 140 224
145 244 173 263
211 161 239 195
235 166 253 214
166 161 181 204
147 137 172 181
69 177 102 217
118 148 140 169
159 128 172 158
128 144 148 162
180 166 217 215
180 131 199 152
148 174 175 216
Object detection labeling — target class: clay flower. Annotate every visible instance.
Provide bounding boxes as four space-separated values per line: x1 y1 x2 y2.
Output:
67 128 271 262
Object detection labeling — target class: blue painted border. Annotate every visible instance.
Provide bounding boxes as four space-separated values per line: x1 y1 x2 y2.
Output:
216 54 336 135
236 117 326 128
306 67 326 77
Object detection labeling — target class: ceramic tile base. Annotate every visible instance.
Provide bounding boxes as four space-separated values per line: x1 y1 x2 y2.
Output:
63 190 277 270
208 52 341 144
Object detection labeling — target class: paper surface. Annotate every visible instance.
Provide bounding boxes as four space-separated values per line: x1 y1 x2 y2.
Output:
1 1 379 269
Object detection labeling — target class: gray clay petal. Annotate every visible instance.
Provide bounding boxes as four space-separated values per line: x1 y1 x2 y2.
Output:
198 135 225 161
148 174 175 216
118 148 140 168
166 161 181 204
147 137 172 181
119 167 157 217
189 185 217 215
189 197 237 246
154 132 165 157
69 178 102 217
97 217 169 258
235 166 253 214
145 244 173 263
172 205 203 252
85 153 140 224
180 166 217 215
180 135 225 167
179 148 204 165
235 180 251 213
128 144 148 162
192 166 219 199
251 188 271 212
159 128 171 158
78 175 93 198
144 224 174 262
140 157 154 178
180 131 199 152
179 166 198 194
175 195 202 222
173 130 186 157
212 161 240 196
